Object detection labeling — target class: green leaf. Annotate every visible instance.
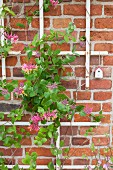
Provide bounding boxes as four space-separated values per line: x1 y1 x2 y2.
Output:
64 35 69 43
32 34 38 46
79 111 86 116
38 107 45 114
56 158 61 166
4 6 15 16
60 140 64 147
48 131 52 138
47 162 55 170
16 23 25 28
4 93 10 100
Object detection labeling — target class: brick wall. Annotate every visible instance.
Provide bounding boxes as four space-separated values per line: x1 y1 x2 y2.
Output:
1 0 113 167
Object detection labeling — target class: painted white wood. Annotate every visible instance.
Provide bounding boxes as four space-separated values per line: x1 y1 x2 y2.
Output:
0 0 6 80
39 0 44 39
2 165 96 169
86 0 91 89
0 121 100 126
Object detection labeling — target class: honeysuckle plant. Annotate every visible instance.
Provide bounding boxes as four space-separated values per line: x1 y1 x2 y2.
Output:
0 1 104 170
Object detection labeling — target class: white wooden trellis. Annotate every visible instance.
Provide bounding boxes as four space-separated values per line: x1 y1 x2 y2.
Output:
0 0 108 169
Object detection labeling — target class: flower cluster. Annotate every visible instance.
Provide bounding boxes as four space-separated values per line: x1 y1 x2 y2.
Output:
47 83 57 90
50 0 58 6
22 63 37 74
29 110 57 131
1 89 8 95
4 32 18 44
84 105 93 114
13 83 24 96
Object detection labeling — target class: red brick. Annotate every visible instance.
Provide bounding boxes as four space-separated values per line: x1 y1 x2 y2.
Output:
0 148 22 156
51 43 70 51
80 126 109 135
63 5 102 16
103 56 113 65
60 137 70 146
0 68 11 77
103 67 111 77
76 103 101 112
101 114 110 123
61 79 78 89
91 56 99 65
11 0 30 2
74 159 89 165
24 6 39 16
74 91 91 100
90 80 112 89
91 31 113 41
92 137 110 146
44 6 61 16
74 19 86 28
65 148 95 157
72 137 90 145
60 126 78 135
102 103 112 112
74 114 91 122
71 56 85 65
75 67 85 77
20 56 36 65
95 43 113 53
6 56 17 66
13 68 23 77
61 67 73 76
53 18 72 28
18 158 52 165
11 43 25 52
10 18 28 29
95 18 113 29
31 18 50 28
104 5 113 16
14 31 37 41
26 148 53 157
94 92 112 101
21 138 32 145
63 4 85 16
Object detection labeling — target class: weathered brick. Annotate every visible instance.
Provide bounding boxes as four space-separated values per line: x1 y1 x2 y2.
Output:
74 114 91 122
74 159 89 165
60 126 78 135
31 18 50 28
24 6 39 16
26 148 53 157
90 80 112 89
51 43 70 51
14 31 37 41
0 68 11 77
74 91 91 100
91 31 113 41
95 43 113 53
44 6 61 16
80 126 109 135
95 18 113 29
53 18 72 28
13 68 24 77
61 80 78 89
94 92 112 101
92 137 110 146
75 67 85 77
11 0 30 2
102 102 112 112
104 5 113 16
0 148 22 156
20 56 36 65
103 56 113 65
10 18 28 29
72 137 90 145
0 103 19 112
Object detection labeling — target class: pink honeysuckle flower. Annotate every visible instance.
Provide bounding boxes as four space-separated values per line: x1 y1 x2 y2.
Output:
47 83 57 90
103 163 109 170
28 123 40 132
50 0 58 6
62 99 68 105
84 104 93 114
13 87 24 95
1 89 8 95
22 63 37 74
88 166 92 170
98 159 102 165
43 109 57 121
31 114 42 124
4 32 18 43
